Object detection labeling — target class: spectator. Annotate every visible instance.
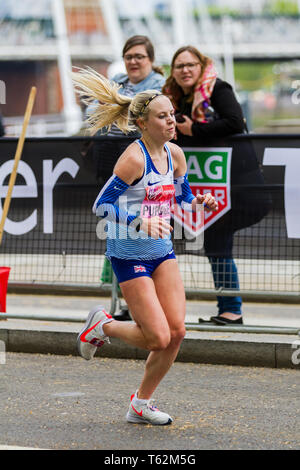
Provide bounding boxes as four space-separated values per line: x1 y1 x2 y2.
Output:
163 46 245 325
86 35 165 137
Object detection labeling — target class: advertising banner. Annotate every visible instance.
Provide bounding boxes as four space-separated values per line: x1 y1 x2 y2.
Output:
172 147 232 237
0 135 300 260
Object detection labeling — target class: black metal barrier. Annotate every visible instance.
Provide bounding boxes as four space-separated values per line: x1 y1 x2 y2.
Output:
0 134 300 296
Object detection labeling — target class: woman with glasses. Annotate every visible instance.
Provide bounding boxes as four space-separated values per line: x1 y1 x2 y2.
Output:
163 46 245 325
114 35 165 103
92 35 165 138
85 35 165 139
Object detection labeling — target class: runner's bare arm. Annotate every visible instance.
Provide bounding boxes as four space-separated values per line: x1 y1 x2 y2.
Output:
168 142 187 179
92 144 144 222
113 143 144 185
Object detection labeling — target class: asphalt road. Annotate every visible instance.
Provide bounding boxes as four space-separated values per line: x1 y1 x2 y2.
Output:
0 353 299 451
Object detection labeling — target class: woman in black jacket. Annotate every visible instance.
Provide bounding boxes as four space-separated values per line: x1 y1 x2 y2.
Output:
163 45 245 324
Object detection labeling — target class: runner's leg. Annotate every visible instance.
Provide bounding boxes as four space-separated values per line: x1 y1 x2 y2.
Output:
103 259 186 400
103 275 171 351
135 259 186 399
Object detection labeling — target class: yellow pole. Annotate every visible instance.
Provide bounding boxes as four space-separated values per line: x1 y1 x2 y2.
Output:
0 86 37 245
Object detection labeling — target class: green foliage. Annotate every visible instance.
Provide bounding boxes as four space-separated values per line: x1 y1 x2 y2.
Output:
192 1 299 18
263 0 299 16
193 6 242 19
234 62 277 91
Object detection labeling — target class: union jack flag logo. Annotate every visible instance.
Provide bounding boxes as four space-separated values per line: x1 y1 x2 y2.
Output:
134 265 147 273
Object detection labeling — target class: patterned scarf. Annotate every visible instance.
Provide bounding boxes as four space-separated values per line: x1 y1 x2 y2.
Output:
191 62 217 123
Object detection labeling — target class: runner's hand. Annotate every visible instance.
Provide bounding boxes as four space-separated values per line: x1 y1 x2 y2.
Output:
141 217 173 239
194 193 218 212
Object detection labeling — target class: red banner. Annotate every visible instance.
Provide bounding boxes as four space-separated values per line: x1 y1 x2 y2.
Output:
0 267 10 313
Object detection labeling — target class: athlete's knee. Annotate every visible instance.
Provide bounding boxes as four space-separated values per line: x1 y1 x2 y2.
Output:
146 330 171 351
170 325 186 345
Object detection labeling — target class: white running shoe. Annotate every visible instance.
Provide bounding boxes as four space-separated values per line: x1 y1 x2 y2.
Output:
126 391 173 426
77 305 113 360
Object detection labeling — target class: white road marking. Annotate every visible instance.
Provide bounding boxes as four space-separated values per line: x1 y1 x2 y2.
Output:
0 445 48 450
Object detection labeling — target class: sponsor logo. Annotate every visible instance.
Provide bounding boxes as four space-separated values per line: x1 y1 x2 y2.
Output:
172 148 232 237
146 184 163 201
143 184 175 219
131 404 143 416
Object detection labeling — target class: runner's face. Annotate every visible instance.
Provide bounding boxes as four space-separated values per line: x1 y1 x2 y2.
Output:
143 96 176 142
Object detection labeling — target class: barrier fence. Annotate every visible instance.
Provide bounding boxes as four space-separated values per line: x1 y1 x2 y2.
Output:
0 133 300 301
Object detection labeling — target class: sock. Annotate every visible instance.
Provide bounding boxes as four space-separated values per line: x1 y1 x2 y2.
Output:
98 317 113 336
133 390 148 405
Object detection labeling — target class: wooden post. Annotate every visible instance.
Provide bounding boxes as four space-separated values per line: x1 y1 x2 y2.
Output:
0 86 37 245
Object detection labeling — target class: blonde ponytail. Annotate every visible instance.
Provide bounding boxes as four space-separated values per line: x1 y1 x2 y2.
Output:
72 67 135 134
72 67 163 134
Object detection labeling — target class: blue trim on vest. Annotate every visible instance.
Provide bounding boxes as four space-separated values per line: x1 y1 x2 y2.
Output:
137 139 171 176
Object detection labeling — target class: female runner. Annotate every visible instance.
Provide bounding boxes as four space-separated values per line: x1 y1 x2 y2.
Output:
73 68 218 425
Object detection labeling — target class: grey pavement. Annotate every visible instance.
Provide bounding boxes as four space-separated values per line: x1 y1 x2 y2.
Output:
0 294 299 369
0 352 299 450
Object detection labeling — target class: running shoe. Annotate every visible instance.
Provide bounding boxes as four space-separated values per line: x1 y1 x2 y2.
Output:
126 391 173 425
77 305 113 361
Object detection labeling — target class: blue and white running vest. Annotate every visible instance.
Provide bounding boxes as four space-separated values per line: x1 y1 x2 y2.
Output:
94 140 175 260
